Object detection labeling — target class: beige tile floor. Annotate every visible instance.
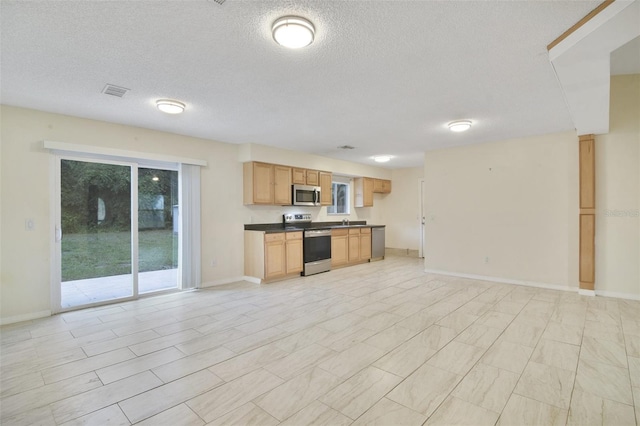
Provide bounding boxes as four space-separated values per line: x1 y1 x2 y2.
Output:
1 256 639 425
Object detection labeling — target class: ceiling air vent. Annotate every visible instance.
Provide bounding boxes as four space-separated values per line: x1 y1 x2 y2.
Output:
210 0 226 4
102 84 130 98
337 145 356 150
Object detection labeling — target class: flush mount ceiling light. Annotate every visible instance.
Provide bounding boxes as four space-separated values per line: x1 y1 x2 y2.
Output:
272 16 315 49
373 155 392 163
448 120 472 132
156 99 185 114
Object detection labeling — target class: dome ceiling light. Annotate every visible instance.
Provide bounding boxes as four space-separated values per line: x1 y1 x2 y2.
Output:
156 99 185 114
373 155 392 163
448 120 472 132
272 16 315 49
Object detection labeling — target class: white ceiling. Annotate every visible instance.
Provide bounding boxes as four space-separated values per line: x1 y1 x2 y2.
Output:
0 0 604 168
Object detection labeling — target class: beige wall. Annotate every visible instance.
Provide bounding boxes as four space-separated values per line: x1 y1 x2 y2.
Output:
0 106 246 322
423 131 579 288
595 74 640 298
0 106 393 323
385 167 424 251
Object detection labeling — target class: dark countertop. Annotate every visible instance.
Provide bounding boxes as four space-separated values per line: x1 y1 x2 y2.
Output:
245 221 385 233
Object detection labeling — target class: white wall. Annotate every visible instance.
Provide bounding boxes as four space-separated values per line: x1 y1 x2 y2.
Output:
385 167 423 251
0 106 394 323
423 131 579 289
595 74 640 298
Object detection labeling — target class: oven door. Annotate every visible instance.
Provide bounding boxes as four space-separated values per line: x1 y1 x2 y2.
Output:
293 185 320 206
304 230 331 262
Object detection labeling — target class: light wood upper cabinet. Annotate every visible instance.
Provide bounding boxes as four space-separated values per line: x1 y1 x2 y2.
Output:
319 171 332 206
373 179 392 194
292 168 320 186
285 232 303 274
292 168 306 185
331 229 349 267
306 170 319 186
354 177 374 207
244 162 273 205
274 165 292 205
244 162 291 205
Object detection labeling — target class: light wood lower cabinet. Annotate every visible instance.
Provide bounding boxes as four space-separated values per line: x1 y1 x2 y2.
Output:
331 229 349 267
360 228 372 260
332 227 371 267
348 229 361 262
245 231 303 281
285 232 303 275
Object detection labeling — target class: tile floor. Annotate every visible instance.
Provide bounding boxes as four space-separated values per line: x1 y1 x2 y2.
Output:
1 256 639 425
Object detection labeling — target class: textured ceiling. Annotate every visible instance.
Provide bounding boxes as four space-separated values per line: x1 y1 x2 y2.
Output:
1 0 603 168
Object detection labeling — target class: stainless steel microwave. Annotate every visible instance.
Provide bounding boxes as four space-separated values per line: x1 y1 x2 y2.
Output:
292 184 321 206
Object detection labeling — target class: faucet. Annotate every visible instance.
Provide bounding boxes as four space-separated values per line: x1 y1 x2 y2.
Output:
342 218 350 226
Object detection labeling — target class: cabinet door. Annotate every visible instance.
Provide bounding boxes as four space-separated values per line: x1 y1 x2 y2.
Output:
285 232 303 274
363 178 374 206
252 162 273 204
292 168 306 185
265 234 285 278
373 179 385 193
331 234 348 267
319 172 332 206
348 232 360 262
381 179 392 193
360 232 372 260
306 170 319 186
274 165 292 205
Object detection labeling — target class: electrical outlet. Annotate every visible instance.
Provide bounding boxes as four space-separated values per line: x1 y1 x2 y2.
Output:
484 257 489 264
25 218 35 231
211 259 217 267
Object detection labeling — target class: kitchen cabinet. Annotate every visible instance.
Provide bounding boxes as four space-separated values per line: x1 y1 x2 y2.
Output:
243 162 291 205
354 177 374 207
265 233 286 279
331 229 349 267
348 229 361 262
360 228 372 260
319 171 332 206
285 232 303 274
373 179 392 194
274 165 292 205
331 227 372 267
292 168 320 186
244 231 303 281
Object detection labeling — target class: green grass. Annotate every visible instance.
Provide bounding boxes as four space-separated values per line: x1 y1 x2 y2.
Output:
62 229 177 281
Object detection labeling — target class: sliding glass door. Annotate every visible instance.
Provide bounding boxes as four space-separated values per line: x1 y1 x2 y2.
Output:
138 168 179 294
57 158 180 310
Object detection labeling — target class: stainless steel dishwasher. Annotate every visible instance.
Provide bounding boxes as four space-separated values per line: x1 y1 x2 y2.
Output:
371 226 385 260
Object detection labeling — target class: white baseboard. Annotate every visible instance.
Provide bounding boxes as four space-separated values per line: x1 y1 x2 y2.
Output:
595 290 640 301
578 289 596 297
200 276 260 288
0 310 52 326
424 269 575 292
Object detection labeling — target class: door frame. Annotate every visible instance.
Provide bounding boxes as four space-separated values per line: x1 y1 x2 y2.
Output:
51 154 139 314
419 178 425 258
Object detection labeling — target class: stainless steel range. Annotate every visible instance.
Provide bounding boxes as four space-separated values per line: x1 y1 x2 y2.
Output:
283 214 331 276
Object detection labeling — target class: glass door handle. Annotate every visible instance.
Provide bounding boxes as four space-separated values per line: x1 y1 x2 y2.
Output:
55 226 63 242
